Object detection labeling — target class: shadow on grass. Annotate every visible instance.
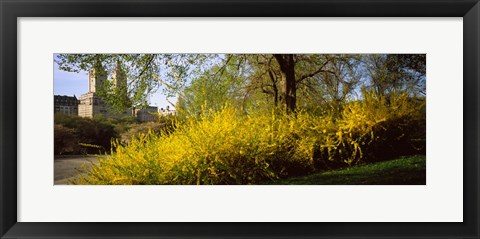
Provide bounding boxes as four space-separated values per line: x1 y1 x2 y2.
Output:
270 155 426 185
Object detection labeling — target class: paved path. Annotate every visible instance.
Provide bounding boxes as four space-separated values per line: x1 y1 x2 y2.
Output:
54 155 101 185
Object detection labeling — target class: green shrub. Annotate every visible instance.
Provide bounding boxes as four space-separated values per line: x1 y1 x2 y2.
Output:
54 124 79 155
54 114 119 154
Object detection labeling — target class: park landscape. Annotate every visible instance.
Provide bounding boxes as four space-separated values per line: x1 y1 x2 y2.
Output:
54 54 426 185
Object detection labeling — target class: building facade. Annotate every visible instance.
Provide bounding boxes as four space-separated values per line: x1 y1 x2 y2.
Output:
78 66 110 118
134 106 158 122
76 63 158 122
54 95 79 115
78 64 131 119
78 92 111 118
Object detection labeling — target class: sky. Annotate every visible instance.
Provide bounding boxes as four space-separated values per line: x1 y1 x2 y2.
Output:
53 59 175 110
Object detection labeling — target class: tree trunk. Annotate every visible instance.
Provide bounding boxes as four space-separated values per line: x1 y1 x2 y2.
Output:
273 54 296 114
268 70 279 107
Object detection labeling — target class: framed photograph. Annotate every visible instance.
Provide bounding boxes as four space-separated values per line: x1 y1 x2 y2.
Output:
1 0 479 238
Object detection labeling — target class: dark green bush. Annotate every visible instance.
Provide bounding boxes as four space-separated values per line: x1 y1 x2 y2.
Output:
54 124 79 155
54 114 119 154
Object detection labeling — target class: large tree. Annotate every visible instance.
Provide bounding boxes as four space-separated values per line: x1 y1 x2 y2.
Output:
244 54 332 113
364 54 426 98
272 54 297 113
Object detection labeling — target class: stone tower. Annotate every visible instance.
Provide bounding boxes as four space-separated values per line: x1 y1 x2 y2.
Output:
78 63 109 118
88 67 107 93
78 62 132 119
111 61 128 95
76 61 158 122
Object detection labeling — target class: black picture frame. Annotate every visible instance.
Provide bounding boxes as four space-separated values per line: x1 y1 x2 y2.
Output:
1 0 478 238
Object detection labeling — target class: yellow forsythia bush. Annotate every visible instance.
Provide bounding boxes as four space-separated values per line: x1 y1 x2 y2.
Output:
77 91 425 185
314 89 426 166
78 106 317 185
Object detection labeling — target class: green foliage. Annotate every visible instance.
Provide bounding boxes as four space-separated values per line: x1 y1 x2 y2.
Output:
96 78 133 114
54 124 79 155
54 114 119 154
77 91 425 185
179 58 247 116
364 54 426 97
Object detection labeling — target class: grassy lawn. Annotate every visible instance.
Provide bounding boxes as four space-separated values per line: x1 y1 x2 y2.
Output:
271 155 426 185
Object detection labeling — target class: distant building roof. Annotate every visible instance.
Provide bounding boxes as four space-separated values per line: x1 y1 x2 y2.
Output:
54 95 78 103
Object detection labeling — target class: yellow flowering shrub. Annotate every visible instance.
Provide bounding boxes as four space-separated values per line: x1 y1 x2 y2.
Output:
76 91 425 185
78 106 316 184
314 89 426 166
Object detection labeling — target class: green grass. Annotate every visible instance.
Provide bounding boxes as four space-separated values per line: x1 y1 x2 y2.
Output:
271 155 426 185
